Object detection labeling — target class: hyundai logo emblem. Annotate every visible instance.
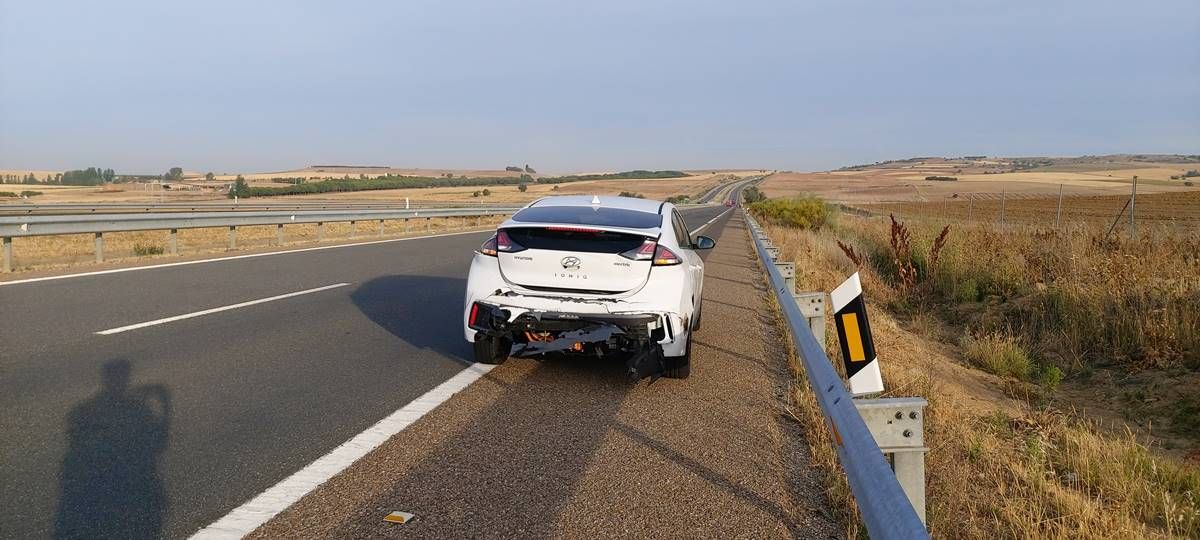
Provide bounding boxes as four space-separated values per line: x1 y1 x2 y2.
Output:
560 256 581 270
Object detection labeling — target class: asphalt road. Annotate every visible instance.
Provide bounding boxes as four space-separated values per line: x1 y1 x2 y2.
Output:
0 203 734 539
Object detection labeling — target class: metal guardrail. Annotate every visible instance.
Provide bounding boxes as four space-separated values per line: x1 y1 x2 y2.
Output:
0 207 520 237
0 201 514 216
744 212 929 539
0 206 521 272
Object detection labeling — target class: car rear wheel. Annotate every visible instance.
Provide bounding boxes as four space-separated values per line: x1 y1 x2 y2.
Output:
472 333 511 365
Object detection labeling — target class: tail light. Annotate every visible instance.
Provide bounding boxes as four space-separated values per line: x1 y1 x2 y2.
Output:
620 239 657 261
469 301 509 331
620 239 681 266
652 245 682 266
478 236 498 256
478 230 526 256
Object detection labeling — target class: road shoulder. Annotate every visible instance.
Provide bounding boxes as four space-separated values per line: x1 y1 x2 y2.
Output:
244 211 838 538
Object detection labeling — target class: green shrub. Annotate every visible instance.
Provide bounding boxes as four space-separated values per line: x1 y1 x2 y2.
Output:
0 191 17 197
925 175 958 181
133 244 165 256
742 186 767 203
749 196 830 229
961 332 1033 380
1039 365 1063 392
19 190 43 197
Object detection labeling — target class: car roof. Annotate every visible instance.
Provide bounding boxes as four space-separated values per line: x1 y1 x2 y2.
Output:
526 195 666 214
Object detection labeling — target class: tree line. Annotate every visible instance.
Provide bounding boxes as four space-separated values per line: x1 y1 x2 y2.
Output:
1 167 117 185
230 170 690 198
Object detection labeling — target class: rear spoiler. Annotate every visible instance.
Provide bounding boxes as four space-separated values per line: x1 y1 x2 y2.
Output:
496 220 661 238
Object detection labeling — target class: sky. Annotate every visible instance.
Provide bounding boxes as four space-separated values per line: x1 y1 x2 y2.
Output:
1 0 1197 174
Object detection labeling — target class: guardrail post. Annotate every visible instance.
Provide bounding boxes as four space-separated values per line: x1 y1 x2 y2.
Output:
793 292 827 351
774 261 795 292
168 229 178 255
378 219 385 237
426 217 431 232
317 222 325 241
2 236 11 273
276 223 284 246
403 218 409 234
854 397 929 525
94 233 104 263
349 220 356 238
765 245 780 261
227 226 237 250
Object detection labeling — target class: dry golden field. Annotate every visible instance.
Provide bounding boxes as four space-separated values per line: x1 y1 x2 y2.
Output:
279 172 741 205
759 160 1198 205
0 171 746 206
758 212 1200 538
867 190 1200 231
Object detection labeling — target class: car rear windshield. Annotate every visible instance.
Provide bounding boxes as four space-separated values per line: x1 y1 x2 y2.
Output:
511 206 662 229
504 227 647 254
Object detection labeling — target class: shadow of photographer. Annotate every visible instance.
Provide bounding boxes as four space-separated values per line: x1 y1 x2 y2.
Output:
55 359 170 540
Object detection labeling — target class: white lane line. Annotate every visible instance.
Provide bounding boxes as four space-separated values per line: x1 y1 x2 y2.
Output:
94 283 350 335
0 229 491 287
691 206 735 235
191 363 497 539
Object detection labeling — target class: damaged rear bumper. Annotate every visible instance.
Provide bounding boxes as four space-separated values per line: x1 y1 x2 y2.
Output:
465 293 688 359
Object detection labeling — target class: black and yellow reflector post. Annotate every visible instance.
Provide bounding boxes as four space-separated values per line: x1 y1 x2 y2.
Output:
831 272 884 395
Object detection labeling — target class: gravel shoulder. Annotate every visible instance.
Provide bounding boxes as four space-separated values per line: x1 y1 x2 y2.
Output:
247 212 839 539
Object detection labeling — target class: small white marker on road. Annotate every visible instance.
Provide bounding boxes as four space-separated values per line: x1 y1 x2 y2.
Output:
384 511 415 524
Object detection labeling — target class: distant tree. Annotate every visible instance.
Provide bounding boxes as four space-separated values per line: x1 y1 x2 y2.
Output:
524 164 536 174
228 175 249 199
205 172 215 181
505 166 523 172
23 173 37 184
165 167 184 181
742 186 767 203
518 183 528 192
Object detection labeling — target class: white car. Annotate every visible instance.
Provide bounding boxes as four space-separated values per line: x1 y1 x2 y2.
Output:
463 195 715 379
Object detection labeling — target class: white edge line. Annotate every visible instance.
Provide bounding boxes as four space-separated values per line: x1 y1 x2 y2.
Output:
94 283 350 335
184 205 727 538
190 363 497 539
691 206 735 235
0 229 491 287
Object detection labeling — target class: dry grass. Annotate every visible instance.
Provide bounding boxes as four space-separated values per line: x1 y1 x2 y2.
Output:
0 172 744 206
759 217 1200 538
5 215 506 272
866 191 1200 231
758 161 1199 207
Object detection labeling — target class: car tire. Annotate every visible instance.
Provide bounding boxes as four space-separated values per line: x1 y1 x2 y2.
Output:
472 333 510 365
662 331 692 379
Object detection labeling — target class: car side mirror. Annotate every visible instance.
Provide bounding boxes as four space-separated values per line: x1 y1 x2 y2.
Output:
694 235 716 250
